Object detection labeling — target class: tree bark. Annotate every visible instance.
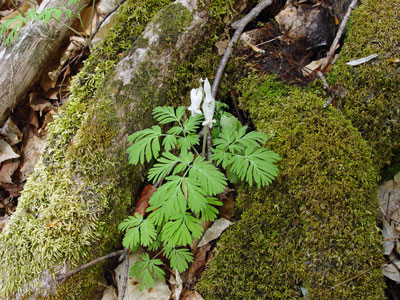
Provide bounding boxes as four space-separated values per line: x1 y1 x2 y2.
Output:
0 0 89 125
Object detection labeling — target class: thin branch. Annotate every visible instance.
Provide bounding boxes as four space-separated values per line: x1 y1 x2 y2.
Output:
56 248 128 281
322 0 358 69
211 0 273 99
316 71 334 108
10 0 26 18
119 252 129 300
331 264 377 289
88 0 127 46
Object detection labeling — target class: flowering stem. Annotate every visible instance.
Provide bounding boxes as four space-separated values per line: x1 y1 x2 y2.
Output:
202 126 208 157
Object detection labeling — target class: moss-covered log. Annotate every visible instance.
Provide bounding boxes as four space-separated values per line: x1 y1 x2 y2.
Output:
328 0 400 167
0 0 212 298
197 75 385 299
196 1 398 298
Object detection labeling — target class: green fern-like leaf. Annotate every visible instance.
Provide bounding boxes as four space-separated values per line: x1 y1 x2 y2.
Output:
229 147 280 188
183 114 203 134
160 213 203 247
147 152 182 183
126 125 162 164
153 106 185 124
163 247 194 273
119 214 157 250
177 134 200 152
147 177 187 225
189 156 227 195
130 253 165 291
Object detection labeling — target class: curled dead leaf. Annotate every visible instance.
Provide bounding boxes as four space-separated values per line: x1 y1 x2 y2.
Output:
133 184 156 216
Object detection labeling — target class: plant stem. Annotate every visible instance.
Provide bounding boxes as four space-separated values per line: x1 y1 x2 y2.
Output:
202 126 208 157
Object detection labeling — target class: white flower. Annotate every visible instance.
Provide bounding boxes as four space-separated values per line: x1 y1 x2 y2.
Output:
201 78 216 128
188 86 203 116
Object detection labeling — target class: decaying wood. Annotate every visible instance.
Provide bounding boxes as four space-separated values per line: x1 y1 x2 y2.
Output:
0 0 89 125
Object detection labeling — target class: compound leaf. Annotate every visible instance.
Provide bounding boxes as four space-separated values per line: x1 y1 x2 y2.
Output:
130 253 165 291
127 126 162 165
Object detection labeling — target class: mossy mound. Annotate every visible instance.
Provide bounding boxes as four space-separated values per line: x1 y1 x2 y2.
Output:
196 76 385 299
328 0 400 168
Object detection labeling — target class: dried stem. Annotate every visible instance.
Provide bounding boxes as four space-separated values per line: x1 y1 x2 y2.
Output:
322 0 358 69
56 248 128 281
119 252 129 300
211 0 273 98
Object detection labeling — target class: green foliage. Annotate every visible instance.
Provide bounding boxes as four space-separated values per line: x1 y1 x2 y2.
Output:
120 105 279 290
0 6 73 45
129 253 165 291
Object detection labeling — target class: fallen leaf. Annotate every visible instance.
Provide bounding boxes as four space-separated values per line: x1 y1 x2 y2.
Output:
218 188 234 220
0 183 22 197
382 218 397 255
197 218 232 248
215 40 228 56
101 285 118 300
0 216 9 233
29 93 53 116
114 248 170 300
0 118 22 145
187 244 211 286
388 58 400 63
0 139 19 164
302 58 326 77
134 184 156 216
382 262 400 283
0 159 19 183
346 53 379 66
19 130 47 181
29 109 39 128
181 290 204 300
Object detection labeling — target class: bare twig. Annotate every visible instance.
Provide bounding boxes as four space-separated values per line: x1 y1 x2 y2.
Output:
56 248 128 281
88 0 127 46
322 0 358 69
10 0 26 18
211 0 273 98
331 264 377 289
316 71 334 108
119 252 129 300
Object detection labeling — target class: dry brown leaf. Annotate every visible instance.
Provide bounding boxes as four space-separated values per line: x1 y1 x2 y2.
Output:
382 262 400 283
0 216 9 233
100 286 118 300
218 188 234 220
215 40 228 56
0 118 22 145
29 109 39 128
0 183 22 197
187 244 211 286
29 93 52 116
19 130 47 181
180 290 204 300
197 218 232 248
0 158 19 183
0 139 19 163
134 184 156 216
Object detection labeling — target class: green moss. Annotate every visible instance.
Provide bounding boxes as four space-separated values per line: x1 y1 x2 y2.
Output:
197 75 385 299
0 0 173 298
328 0 400 168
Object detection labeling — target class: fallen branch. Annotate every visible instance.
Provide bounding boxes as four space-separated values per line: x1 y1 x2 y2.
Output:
56 248 128 281
322 0 358 69
316 71 334 108
211 0 273 98
88 0 127 47
119 251 130 300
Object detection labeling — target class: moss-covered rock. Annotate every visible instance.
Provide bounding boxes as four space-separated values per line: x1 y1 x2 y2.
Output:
328 0 400 168
0 1 206 299
196 75 385 299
